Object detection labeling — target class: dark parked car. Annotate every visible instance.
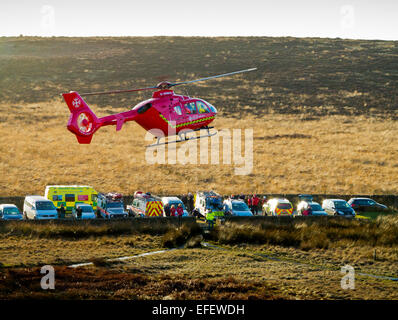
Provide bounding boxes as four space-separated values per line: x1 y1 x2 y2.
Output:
347 198 388 212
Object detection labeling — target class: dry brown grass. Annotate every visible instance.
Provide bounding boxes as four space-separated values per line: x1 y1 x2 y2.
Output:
0 233 162 267
1 217 397 299
2 245 397 299
1 100 398 196
118 247 398 300
0 266 287 300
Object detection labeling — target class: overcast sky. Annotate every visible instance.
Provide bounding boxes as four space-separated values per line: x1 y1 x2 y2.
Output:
0 0 397 40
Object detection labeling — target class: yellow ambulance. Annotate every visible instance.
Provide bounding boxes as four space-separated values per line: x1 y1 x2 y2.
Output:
44 185 98 213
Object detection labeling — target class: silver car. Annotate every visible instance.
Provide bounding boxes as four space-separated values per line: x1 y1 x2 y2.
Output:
322 199 356 217
72 203 96 219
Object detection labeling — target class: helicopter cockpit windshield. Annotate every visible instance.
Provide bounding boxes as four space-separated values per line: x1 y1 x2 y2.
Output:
204 101 217 114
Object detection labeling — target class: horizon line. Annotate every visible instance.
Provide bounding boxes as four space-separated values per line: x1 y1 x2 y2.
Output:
1 35 397 42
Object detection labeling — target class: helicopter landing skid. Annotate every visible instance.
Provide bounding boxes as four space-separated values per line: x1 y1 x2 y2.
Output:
146 127 217 148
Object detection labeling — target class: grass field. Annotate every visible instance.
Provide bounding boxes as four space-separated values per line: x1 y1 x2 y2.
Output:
1 102 398 196
1 216 397 299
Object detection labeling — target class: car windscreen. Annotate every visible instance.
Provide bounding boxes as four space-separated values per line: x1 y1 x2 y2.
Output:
334 201 350 209
232 202 249 211
107 202 123 208
310 204 323 211
3 207 20 215
277 203 292 209
36 201 56 210
79 206 93 212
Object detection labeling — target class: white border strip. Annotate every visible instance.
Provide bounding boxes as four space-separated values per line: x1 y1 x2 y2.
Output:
69 248 176 268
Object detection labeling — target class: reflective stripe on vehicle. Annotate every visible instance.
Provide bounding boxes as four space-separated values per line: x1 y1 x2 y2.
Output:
146 201 164 217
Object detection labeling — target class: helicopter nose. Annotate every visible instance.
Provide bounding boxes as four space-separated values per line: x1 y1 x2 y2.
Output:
207 102 217 114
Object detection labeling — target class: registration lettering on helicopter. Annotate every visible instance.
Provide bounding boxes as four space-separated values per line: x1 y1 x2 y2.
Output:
158 91 173 96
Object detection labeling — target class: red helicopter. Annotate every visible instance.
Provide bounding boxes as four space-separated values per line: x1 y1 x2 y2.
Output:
62 68 256 147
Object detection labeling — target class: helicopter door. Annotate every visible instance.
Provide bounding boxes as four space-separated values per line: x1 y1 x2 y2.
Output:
182 101 198 126
173 105 184 117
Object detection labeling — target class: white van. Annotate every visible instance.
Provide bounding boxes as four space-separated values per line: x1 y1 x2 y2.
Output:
23 195 58 220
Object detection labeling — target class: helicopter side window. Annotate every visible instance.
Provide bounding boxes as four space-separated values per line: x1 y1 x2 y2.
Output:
184 102 197 114
174 106 183 116
197 101 210 114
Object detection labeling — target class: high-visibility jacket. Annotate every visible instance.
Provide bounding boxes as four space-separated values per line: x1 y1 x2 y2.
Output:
206 211 215 221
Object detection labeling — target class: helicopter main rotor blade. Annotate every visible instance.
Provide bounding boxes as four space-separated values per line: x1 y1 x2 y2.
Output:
169 67 257 87
80 86 158 96
70 67 257 96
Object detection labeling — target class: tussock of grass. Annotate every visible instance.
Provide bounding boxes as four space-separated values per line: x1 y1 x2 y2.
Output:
89 257 112 267
161 224 202 248
185 235 203 248
210 215 398 250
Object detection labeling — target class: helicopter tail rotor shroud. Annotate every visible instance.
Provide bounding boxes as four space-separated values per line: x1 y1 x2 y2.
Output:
63 92 102 144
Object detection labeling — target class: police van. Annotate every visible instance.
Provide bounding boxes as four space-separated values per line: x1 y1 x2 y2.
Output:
44 185 98 213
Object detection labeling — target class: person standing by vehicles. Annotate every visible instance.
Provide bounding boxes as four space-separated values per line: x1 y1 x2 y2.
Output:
76 205 83 219
59 204 66 219
261 196 267 216
164 203 171 217
302 205 313 216
181 194 188 209
170 205 176 217
252 194 260 215
248 195 253 213
177 203 184 217
206 210 215 229
177 203 184 227
187 193 194 214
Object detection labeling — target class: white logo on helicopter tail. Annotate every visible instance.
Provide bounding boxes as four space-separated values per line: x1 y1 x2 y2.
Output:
72 98 81 108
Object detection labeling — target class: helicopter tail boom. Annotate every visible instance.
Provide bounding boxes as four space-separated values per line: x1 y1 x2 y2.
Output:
62 92 102 144
62 91 142 144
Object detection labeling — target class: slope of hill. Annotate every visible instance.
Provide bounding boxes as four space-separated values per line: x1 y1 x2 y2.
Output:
1 36 397 117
